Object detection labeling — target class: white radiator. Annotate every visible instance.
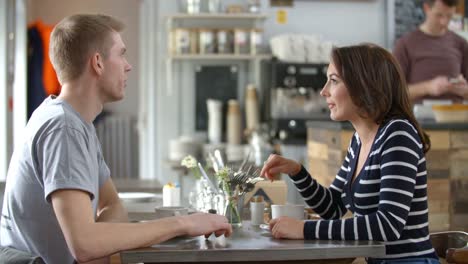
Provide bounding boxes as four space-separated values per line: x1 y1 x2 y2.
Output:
95 115 139 179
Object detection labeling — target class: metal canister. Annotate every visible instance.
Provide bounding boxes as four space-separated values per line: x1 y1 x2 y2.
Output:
216 29 233 54
250 28 263 55
234 28 249 54
198 29 215 54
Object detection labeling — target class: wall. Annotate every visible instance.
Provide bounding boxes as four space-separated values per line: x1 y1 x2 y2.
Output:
148 0 389 183
26 0 141 116
261 0 388 47
16 0 389 182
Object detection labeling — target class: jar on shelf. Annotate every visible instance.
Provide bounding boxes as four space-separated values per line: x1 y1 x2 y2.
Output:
198 28 215 54
171 28 197 54
250 28 263 55
234 28 250 54
178 0 201 14
216 29 233 54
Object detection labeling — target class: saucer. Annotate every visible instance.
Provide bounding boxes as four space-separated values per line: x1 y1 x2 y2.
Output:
259 224 270 231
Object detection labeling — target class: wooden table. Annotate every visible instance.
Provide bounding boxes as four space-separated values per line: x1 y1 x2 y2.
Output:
120 222 385 264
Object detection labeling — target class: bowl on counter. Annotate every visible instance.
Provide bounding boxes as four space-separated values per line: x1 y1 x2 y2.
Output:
432 104 468 123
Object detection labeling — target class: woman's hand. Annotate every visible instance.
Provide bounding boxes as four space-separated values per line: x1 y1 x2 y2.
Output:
269 217 305 239
260 154 302 181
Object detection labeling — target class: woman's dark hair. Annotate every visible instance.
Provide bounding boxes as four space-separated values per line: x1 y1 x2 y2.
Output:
331 44 431 153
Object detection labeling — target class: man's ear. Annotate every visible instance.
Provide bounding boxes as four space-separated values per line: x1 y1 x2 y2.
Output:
91 52 104 76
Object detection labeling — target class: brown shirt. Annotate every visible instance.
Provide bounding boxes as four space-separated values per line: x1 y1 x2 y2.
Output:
393 29 468 100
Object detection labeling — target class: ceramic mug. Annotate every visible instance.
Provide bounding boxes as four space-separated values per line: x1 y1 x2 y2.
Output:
154 206 188 218
271 204 305 220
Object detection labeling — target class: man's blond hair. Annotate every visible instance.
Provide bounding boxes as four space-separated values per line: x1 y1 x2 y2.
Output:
50 14 124 84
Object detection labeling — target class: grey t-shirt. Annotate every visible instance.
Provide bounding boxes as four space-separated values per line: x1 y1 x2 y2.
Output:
0 96 110 264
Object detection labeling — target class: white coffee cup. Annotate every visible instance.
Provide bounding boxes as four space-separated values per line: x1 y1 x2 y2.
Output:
271 204 305 220
154 206 188 218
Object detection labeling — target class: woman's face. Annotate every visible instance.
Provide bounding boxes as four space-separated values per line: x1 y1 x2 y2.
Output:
320 62 360 122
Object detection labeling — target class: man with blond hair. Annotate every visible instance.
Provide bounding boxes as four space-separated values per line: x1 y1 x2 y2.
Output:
0 14 231 264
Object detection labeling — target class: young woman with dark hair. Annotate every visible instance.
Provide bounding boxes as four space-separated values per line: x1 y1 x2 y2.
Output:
261 44 439 264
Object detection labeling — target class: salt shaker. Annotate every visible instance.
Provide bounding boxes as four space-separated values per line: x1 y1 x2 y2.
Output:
250 195 265 225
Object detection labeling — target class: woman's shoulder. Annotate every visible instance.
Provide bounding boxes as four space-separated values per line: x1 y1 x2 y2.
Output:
379 118 418 135
375 119 421 145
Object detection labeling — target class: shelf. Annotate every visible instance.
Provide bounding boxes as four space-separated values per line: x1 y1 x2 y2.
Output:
167 13 268 20
168 54 272 60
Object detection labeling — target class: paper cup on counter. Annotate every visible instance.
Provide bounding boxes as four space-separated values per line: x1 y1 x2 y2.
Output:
163 182 181 207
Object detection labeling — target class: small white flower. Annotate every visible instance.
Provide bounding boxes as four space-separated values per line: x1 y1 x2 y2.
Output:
181 155 197 169
216 167 232 182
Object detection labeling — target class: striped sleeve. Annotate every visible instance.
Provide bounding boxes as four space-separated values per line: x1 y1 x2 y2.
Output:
302 121 421 242
289 137 355 220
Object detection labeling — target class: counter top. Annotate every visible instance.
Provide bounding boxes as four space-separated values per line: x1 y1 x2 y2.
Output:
306 120 468 131
114 178 162 193
120 222 385 263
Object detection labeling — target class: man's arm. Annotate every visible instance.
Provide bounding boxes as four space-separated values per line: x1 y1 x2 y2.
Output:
51 189 231 263
96 178 128 223
408 76 453 101
77 179 127 264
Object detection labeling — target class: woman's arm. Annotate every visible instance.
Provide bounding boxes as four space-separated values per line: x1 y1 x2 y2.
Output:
303 121 421 242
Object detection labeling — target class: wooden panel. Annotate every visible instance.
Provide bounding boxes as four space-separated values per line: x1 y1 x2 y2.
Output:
426 131 450 150
308 128 342 149
308 158 336 187
428 199 450 214
340 131 354 151
450 131 468 148
308 128 327 142
426 150 450 171
429 213 450 232
328 149 345 164
427 178 450 226
326 130 341 149
427 179 450 201
450 159 468 179
307 141 329 160
450 179 468 231
451 214 468 231
450 179 468 204
427 169 450 179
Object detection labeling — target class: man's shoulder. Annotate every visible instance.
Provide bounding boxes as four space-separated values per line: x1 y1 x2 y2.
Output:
447 30 468 46
395 29 420 45
28 101 88 141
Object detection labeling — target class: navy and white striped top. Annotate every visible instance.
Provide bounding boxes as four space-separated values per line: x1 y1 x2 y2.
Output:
292 119 438 260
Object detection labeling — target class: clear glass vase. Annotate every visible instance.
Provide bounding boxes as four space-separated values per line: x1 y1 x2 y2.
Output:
224 195 242 227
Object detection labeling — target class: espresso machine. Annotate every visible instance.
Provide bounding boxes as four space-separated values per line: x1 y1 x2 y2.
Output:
262 60 330 144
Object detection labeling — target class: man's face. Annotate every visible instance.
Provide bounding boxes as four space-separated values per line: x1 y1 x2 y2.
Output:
99 31 132 103
424 0 457 35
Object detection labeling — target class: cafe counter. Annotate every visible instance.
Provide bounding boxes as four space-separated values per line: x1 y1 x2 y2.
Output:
120 221 385 264
306 120 468 232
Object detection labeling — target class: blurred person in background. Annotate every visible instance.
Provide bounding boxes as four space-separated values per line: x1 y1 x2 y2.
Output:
393 0 468 103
